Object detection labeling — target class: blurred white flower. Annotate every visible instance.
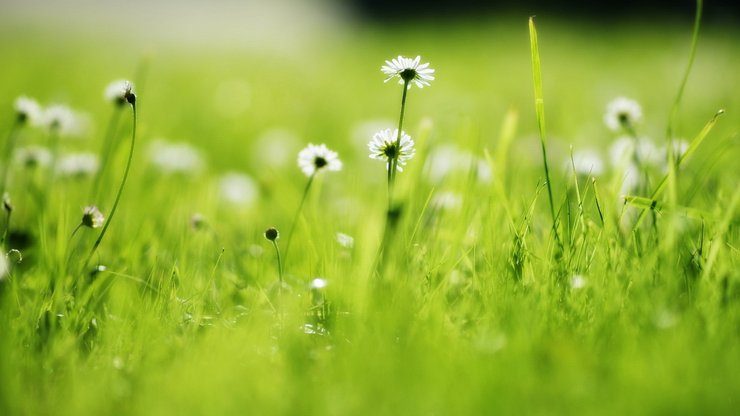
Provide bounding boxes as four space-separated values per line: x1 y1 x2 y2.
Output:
662 139 689 162
609 137 661 167
15 146 52 168
431 191 462 210
81 205 105 229
219 172 258 206
570 274 587 289
104 79 135 105
382 55 435 89
568 149 604 176
251 128 300 168
368 128 415 172
14 96 42 125
336 232 354 249
148 139 205 175
310 278 328 290
604 97 642 132
297 143 342 176
41 105 87 137
425 145 492 183
55 152 99 178
619 163 641 196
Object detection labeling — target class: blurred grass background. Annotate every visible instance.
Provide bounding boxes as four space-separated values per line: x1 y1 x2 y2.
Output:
1 1 739 415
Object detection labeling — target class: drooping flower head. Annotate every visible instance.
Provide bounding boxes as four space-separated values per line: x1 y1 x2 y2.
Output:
104 80 136 106
14 96 42 125
297 143 342 177
381 56 435 89
368 128 415 172
81 205 105 229
604 97 642 132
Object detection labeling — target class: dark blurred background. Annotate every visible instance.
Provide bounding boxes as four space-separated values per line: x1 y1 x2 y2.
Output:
351 0 739 22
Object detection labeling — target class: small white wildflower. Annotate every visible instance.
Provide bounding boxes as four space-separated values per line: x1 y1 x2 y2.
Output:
604 97 642 132
297 144 342 177
381 55 435 89
148 139 205 175
14 96 42 125
310 278 328 290
104 80 135 106
336 232 354 249
81 205 105 229
368 128 415 172
41 105 86 137
14 146 52 168
219 172 258 206
569 149 604 176
55 152 99 178
570 274 587 289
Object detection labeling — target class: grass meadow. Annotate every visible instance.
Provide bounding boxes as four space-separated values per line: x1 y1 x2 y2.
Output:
1 4 739 415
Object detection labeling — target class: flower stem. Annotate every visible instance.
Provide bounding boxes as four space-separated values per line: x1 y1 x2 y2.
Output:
283 172 315 262
271 239 283 284
84 103 137 268
390 80 410 186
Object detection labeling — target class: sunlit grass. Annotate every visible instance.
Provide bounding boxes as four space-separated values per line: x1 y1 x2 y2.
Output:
1 11 739 416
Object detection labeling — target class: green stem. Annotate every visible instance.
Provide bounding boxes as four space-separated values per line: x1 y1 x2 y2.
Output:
272 240 283 284
84 103 137 268
390 80 410 187
283 172 315 262
667 0 703 143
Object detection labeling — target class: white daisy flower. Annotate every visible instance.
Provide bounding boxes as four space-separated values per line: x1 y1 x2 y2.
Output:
604 97 642 132
55 152 99 178
310 278 328 290
219 172 258 206
297 143 342 177
368 128 415 172
14 146 52 169
569 149 604 176
381 55 435 89
148 139 205 175
81 205 105 229
104 79 135 106
41 105 86 137
14 96 42 125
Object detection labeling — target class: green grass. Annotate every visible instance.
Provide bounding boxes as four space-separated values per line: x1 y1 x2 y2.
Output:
1 13 739 415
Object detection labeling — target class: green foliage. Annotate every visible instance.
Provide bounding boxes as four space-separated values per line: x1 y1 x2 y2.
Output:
1 15 739 416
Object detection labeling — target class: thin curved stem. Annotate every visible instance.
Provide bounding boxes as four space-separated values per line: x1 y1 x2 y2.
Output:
84 103 137 268
283 172 315 262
